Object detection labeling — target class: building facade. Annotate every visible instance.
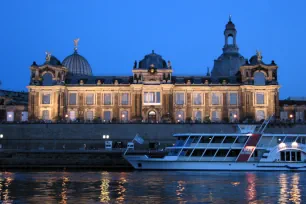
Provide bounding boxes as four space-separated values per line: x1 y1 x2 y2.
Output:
27 18 280 123
0 90 28 122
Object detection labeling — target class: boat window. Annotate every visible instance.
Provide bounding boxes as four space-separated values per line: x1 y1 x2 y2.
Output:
212 136 225 143
235 136 248 144
204 149 217 156
192 136 201 143
280 151 285 161
168 149 180 156
183 149 193 156
223 136 236 143
285 152 290 161
191 149 205 157
215 149 229 157
297 152 301 161
228 149 241 157
200 136 212 143
284 137 297 143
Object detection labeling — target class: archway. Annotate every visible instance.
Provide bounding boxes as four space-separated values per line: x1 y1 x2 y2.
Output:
148 110 156 123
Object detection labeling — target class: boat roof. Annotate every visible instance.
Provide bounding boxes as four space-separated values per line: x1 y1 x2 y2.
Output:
173 133 306 137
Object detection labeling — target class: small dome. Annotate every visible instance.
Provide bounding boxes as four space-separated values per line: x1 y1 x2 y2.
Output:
226 20 236 30
46 56 61 66
139 50 168 69
62 50 92 76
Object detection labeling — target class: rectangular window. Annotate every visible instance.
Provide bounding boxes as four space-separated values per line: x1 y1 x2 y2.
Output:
144 92 161 104
86 94 94 105
69 111 76 121
103 111 111 121
212 93 220 105
69 93 77 105
194 111 202 122
6 111 14 122
193 93 202 105
229 110 238 122
280 111 288 121
121 110 128 122
176 93 184 105
296 112 304 122
121 93 129 105
256 93 264 104
86 111 93 121
42 110 49 120
212 111 220 121
104 93 112 105
42 93 51 104
256 110 265 121
229 93 238 105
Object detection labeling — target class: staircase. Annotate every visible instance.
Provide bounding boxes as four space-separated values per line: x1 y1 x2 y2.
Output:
236 115 273 162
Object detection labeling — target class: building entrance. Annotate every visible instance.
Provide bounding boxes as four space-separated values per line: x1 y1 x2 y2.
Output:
148 111 157 123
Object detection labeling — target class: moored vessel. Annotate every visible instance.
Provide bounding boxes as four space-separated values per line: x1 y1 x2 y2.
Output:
124 117 306 170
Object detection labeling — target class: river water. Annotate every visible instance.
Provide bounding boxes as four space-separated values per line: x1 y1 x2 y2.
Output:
0 171 305 203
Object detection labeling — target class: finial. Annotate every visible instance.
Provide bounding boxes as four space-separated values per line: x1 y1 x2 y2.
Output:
256 50 262 61
74 38 80 52
45 51 51 62
206 67 210 76
152 50 155 54
229 14 232 22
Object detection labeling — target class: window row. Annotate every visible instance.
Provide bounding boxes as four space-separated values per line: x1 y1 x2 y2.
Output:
175 110 239 122
175 92 239 106
41 110 130 122
40 92 266 106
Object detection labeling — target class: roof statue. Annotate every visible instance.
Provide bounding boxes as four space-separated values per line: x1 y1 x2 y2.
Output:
256 50 262 61
74 38 80 51
167 60 172 68
45 51 51 62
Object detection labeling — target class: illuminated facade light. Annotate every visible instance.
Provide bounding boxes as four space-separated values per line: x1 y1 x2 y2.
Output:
279 142 286 148
0 134 3 139
292 141 298 147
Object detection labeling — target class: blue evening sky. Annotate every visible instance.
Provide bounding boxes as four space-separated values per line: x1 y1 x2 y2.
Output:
0 0 305 99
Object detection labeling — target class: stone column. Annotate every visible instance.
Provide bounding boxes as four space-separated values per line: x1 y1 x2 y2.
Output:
96 93 101 118
222 93 228 120
186 92 192 119
78 93 84 120
204 93 209 118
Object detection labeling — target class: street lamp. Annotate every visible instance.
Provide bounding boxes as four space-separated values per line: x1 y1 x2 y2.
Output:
0 134 3 139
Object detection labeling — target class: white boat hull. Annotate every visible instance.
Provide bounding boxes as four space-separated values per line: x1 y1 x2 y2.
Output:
125 156 306 171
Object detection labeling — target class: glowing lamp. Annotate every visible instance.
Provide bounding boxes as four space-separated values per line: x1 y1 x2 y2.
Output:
292 141 298 148
0 134 3 139
279 142 286 149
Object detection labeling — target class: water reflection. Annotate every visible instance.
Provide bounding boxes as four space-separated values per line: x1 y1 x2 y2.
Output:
245 173 257 202
99 172 110 203
0 171 304 203
1 172 14 204
279 173 301 204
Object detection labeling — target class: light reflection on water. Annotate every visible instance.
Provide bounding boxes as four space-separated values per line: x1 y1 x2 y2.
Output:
0 171 306 203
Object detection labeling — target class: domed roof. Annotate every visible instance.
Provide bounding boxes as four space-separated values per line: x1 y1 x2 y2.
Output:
138 50 168 69
62 50 92 76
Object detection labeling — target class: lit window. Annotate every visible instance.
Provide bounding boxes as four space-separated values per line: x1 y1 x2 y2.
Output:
176 93 185 105
103 111 111 121
280 111 288 121
42 110 49 120
256 93 264 104
86 111 94 121
212 110 220 122
121 93 129 105
86 94 94 105
194 111 202 122
176 110 184 122
69 93 77 105
144 92 161 104
212 93 220 105
229 93 237 105
42 93 51 104
229 110 238 122
121 110 128 122
69 111 76 121
193 93 202 105
256 110 265 121
104 93 112 105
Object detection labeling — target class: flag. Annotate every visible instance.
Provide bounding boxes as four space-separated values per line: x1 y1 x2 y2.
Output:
134 134 144 144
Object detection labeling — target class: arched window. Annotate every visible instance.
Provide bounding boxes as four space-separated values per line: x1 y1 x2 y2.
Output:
254 72 265 85
121 110 128 122
227 35 234 45
42 73 53 86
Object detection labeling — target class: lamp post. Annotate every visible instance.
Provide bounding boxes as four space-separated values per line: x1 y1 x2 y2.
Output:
234 114 237 123
0 134 3 149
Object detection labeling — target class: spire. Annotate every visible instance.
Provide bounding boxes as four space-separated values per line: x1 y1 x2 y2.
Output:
73 38 80 53
206 67 211 76
152 50 155 54
229 14 232 22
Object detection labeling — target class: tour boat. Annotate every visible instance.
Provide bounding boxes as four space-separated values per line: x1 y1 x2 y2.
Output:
124 117 306 170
